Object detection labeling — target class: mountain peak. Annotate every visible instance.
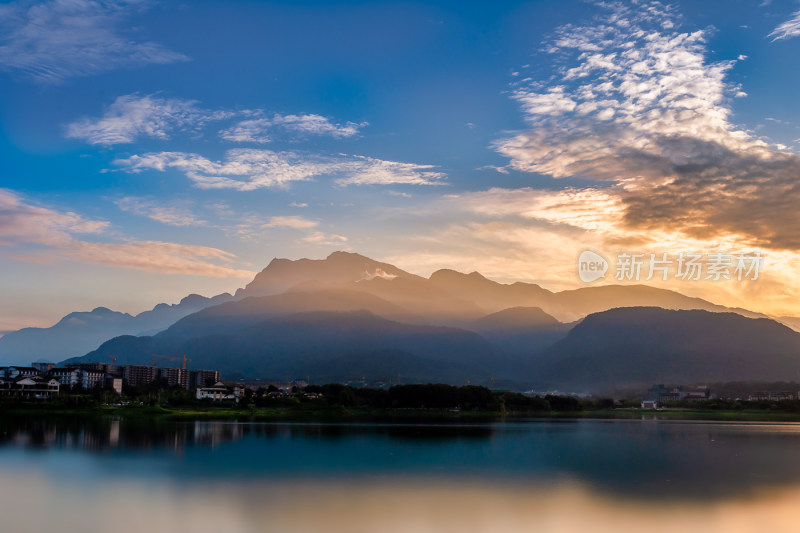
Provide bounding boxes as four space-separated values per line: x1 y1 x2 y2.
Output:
429 268 494 285
327 250 366 260
237 252 422 297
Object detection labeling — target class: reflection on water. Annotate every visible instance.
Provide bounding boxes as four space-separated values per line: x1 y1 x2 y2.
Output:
1 417 800 532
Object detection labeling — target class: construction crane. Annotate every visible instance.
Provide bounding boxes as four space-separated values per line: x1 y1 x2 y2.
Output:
151 354 191 369
108 355 116 368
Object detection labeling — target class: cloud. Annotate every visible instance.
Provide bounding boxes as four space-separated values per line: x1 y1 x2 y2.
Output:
114 197 204 227
114 149 445 189
0 0 187 84
65 94 231 145
301 231 348 245
769 10 800 41
289 202 308 208
1 189 250 278
494 0 800 252
272 113 366 137
333 155 446 186
219 119 274 144
56 241 253 278
66 94 366 146
263 216 318 230
0 188 108 246
219 114 367 143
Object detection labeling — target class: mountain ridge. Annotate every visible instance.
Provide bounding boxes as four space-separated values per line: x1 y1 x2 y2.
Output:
3 250 794 366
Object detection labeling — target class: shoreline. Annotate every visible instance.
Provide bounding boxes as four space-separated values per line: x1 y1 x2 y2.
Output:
2 405 800 423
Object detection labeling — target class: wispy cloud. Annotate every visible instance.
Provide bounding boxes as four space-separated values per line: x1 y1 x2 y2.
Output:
65 94 231 145
220 114 367 143
56 240 253 278
1 189 250 278
114 149 446 189
0 188 108 246
769 10 800 41
263 216 318 230
66 94 366 146
301 231 348 245
114 197 204 227
0 0 187 84
494 0 800 251
218 119 274 144
333 155 446 186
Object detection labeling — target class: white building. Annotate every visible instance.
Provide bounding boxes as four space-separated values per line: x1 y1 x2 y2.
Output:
196 382 237 401
1 376 60 399
51 368 80 388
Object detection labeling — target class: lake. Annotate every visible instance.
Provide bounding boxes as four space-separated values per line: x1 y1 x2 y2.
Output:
1 416 799 532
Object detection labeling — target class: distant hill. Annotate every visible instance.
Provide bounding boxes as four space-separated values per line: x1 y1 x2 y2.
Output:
0 293 232 365
65 303 800 391
357 267 768 324
535 307 800 393
156 288 421 341
72 311 517 385
469 307 572 354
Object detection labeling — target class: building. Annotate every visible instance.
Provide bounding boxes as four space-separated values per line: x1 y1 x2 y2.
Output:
0 376 60 399
104 376 123 394
641 400 658 410
32 362 55 372
190 369 220 389
3 367 40 380
157 367 190 389
196 382 238 401
647 384 712 403
77 369 106 390
66 362 116 374
122 365 158 387
748 391 798 402
50 368 80 388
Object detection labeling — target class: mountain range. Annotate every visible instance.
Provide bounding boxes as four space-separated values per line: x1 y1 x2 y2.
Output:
0 293 232 363
7 251 800 393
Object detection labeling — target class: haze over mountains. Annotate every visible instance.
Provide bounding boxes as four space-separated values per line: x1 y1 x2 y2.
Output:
6 251 800 392
0 293 232 363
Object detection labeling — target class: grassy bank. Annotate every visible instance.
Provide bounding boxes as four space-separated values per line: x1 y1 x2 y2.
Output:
3 404 800 423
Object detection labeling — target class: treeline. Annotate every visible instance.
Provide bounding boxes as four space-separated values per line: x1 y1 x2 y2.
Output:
0 383 611 413
304 384 612 412
660 398 800 412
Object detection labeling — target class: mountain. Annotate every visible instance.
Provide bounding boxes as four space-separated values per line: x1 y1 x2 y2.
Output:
156 288 420 341
427 269 553 317
357 267 767 324
352 276 486 324
237 251 423 297
776 316 800 333
534 307 800 393
469 307 572 354
0 293 232 364
472 306 561 330
73 310 517 385
541 285 767 322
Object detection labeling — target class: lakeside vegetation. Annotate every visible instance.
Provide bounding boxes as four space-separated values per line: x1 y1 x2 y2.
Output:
3 383 800 422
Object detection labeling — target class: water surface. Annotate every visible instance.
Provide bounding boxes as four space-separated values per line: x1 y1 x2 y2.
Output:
1 416 799 532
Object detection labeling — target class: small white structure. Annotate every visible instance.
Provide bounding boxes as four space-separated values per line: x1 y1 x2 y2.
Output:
196 382 237 401
641 400 658 410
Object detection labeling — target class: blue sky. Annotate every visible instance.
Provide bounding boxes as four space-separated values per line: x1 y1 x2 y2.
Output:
1 0 800 330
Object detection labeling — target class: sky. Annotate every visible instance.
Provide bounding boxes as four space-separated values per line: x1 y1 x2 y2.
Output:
1 0 800 331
